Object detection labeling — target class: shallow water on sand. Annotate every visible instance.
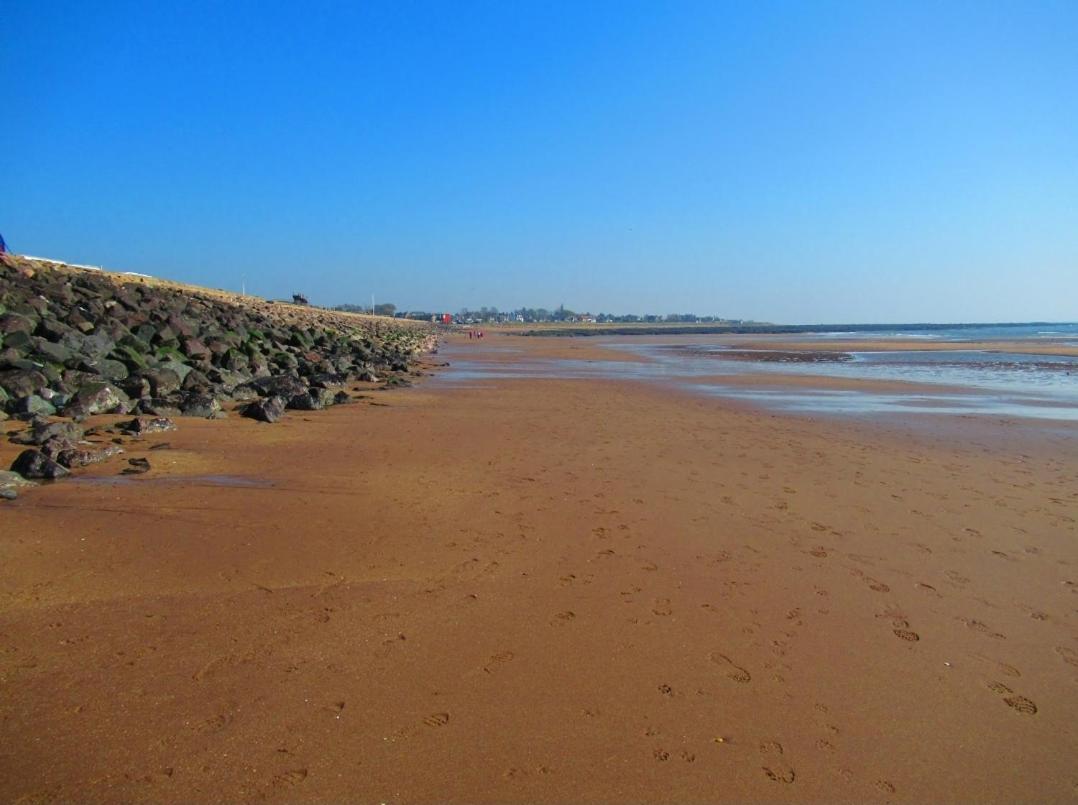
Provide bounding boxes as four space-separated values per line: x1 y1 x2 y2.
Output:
438 338 1078 422
72 474 271 488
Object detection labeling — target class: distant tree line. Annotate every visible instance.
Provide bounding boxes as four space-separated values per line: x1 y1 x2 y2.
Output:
333 302 398 317
333 302 744 325
452 305 741 325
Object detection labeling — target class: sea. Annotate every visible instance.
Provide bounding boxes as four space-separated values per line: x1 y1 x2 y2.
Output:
439 323 1078 422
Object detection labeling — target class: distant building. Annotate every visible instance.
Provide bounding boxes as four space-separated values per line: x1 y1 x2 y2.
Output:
293 293 309 305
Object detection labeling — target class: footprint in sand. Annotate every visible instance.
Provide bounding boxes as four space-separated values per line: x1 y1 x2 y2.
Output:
273 769 308 787
759 740 795 783
423 712 450 728
971 654 1021 678
1055 646 1078 668
652 598 673 616
893 628 920 642
709 652 751 683
985 682 1037 715
960 618 1006 640
1004 695 1038 715
866 578 891 593
483 651 515 673
809 547 828 558
553 611 576 624
199 712 234 733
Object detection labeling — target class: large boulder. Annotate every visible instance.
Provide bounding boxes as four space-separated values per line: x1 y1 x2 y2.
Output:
242 395 286 423
0 470 37 491
0 369 48 398
179 393 222 418
287 387 335 411
158 360 193 382
78 331 116 360
10 420 84 446
119 375 152 399
57 444 123 469
229 384 262 403
309 373 347 390
10 449 70 480
32 338 76 366
110 344 149 371
0 313 36 336
2 331 32 352
118 416 176 435
220 349 249 373
182 338 210 360
37 317 75 342
180 368 212 392
64 381 130 418
39 434 81 460
136 398 183 417
80 358 129 382
13 395 57 418
140 367 183 397
244 374 308 399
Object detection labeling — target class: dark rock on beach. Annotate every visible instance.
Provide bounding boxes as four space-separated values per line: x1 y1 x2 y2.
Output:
0 470 36 492
57 444 124 469
11 449 71 480
122 457 151 475
242 396 287 423
65 381 130 418
179 393 223 419
118 416 177 436
11 420 84 446
0 369 48 399
13 394 57 418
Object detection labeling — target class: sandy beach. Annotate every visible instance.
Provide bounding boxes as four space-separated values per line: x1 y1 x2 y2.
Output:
2 333 1077 802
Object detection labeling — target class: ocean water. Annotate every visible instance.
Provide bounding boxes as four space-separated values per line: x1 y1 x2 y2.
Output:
803 322 1078 343
438 324 1078 422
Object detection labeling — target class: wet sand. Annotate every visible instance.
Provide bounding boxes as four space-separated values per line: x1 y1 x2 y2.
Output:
718 336 1078 357
2 335 1077 802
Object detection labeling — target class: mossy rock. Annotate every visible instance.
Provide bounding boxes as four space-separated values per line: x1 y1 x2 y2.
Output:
155 345 186 363
118 333 152 354
271 351 299 370
111 344 149 370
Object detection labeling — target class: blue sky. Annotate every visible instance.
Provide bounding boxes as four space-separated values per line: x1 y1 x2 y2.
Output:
3 1 1076 323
